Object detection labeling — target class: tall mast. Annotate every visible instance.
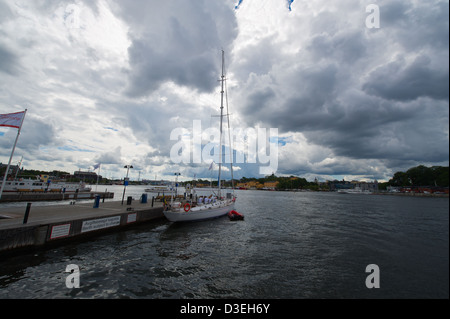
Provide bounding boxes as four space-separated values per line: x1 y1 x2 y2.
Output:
218 50 225 197
225 75 235 196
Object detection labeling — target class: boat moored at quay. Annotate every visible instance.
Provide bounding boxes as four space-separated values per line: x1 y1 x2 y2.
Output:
163 51 236 222
0 178 91 193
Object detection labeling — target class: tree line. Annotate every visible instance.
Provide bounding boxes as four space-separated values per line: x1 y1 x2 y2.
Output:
387 165 448 187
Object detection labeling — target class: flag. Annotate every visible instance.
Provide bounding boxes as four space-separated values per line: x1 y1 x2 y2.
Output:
0 110 26 200
209 161 215 171
0 111 26 129
93 163 101 170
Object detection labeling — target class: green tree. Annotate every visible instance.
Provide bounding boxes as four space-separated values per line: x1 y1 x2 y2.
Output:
389 171 411 186
407 165 433 186
431 166 449 187
388 165 449 187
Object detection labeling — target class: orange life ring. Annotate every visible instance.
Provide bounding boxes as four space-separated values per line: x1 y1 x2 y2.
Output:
184 203 191 212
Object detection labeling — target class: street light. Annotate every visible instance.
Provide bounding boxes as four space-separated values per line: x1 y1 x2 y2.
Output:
174 172 181 190
121 165 133 205
174 172 181 188
171 172 181 205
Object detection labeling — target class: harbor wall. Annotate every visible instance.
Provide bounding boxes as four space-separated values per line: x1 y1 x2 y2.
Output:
0 206 164 254
376 192 449 198
0 192 114 202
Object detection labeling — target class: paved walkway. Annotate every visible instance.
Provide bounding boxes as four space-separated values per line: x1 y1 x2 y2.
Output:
0 200 164 230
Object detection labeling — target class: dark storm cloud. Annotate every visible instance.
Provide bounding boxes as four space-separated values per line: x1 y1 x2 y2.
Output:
307 30 367 65
0 115 58 165
94 146 123 165
380 0 449 51
126 39 218 95
245 62 340 132
0 1 12 22
363 55 449 101
97 90 214 163
18 116 57 152
236 0 448 175
232 35 280 78
0 45 20 75
242 87 276 124
116 0 238 97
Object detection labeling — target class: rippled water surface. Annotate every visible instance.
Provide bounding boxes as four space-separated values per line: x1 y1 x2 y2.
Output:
0 188 448 299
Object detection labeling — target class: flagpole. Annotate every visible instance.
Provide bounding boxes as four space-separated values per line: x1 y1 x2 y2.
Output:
95 164 101 192
0 109 27 200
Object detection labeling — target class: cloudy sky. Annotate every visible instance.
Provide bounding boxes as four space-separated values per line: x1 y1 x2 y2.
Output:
0 0 448 182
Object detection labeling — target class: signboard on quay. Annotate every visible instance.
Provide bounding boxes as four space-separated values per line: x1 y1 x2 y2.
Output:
81 216 121 233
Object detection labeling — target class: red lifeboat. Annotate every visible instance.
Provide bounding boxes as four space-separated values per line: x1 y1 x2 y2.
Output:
228 210 244 221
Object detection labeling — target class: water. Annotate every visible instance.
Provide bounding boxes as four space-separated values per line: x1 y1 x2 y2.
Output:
0 188 448 299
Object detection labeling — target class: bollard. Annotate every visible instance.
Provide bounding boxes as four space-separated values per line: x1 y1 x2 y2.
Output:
93 195 101 208
23 203 32 224
127 196 132 205
151 196 154 207
141 193 148 204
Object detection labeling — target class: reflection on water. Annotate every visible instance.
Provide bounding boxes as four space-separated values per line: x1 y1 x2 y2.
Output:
0 188 448 299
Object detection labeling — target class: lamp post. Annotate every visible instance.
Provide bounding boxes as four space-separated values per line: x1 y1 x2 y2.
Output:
121 165 133 205
174 172 181 194
171 172 180 205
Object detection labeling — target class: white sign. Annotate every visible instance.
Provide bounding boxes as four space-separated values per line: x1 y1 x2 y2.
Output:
81 216 121 233
50 224 71 239
127 213 137 223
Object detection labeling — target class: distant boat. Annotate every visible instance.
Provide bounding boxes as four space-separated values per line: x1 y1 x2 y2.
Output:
0 178 91 193
144 185 176 193
337 187 371 194
163 51 236 222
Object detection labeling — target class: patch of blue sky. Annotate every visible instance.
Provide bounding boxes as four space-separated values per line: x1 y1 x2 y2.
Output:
235 0 244 9
287 0 294 11
0 132 4 136
271 136 293 146
104 127 119 132
269 136 279 145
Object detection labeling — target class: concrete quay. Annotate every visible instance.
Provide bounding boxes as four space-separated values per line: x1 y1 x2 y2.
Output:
0 199 165 254
0 191 114 203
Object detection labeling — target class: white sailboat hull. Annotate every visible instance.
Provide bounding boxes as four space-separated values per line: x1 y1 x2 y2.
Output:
163 200 235 222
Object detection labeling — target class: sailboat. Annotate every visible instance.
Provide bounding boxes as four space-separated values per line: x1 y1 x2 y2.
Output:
163 51 236 222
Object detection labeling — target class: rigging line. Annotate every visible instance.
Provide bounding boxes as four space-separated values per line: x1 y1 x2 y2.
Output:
217 50 225 195
224 64 235 193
